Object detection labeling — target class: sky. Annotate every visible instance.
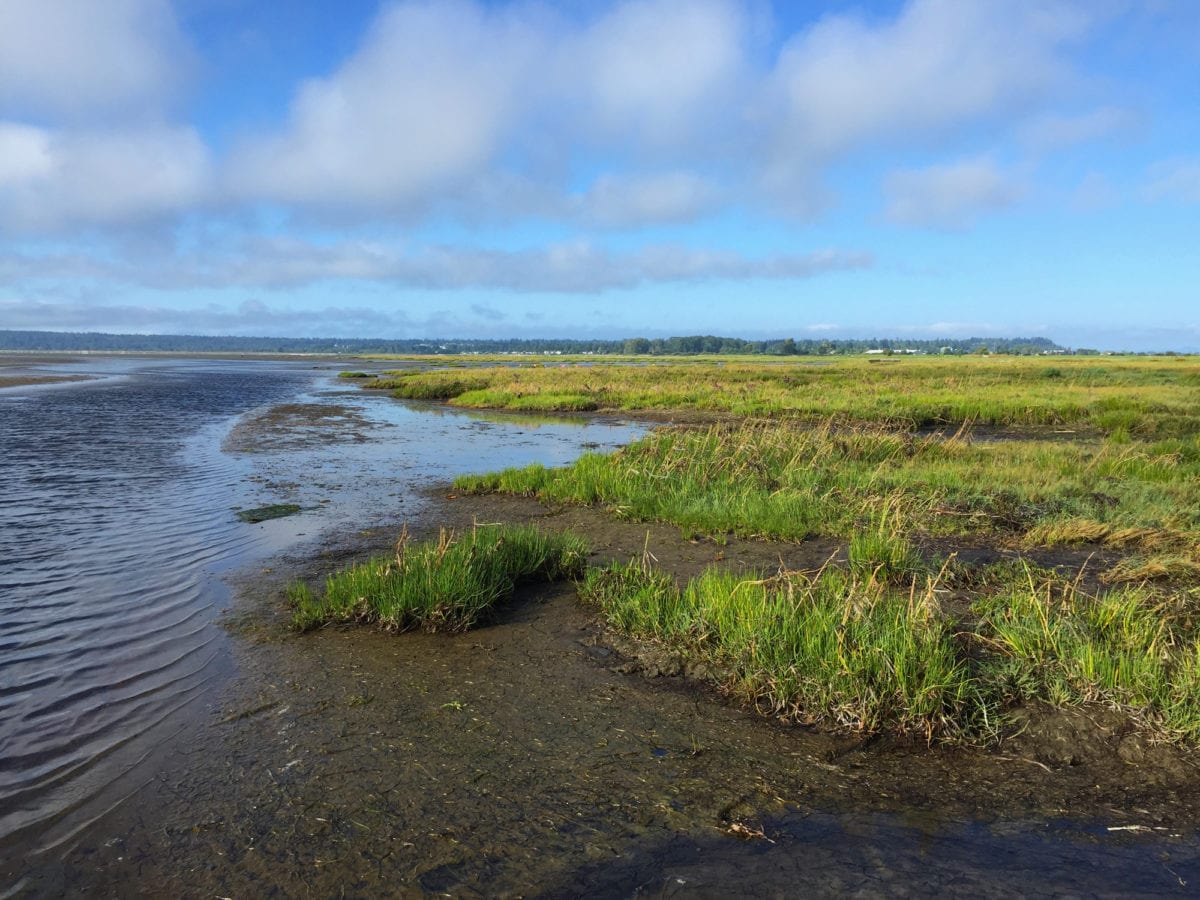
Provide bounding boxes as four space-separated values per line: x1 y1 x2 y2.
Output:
0 0 1197 350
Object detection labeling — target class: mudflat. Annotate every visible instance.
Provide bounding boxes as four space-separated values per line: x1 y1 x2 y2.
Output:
22 490 1199 897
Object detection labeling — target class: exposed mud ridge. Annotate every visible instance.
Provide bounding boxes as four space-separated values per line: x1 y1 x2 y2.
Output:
0 374 92 390
223 402 383 453
15 492 1200 897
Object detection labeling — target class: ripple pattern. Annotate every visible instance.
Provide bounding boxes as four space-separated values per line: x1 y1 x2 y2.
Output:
0 361 309 858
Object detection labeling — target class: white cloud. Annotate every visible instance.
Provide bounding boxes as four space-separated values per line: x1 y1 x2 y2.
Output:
0 0 1115 236
227 0 751 216
0 123 54 186
0 297 418 337
884 158 1024 229
1142 158 1200 204
0 124 212 233
762 0 1092 210
574 171 722 227
772 0 1090 156
1 238 872 294
0 0 189 122
1020 106 1140 152
570 0 750 148
226 1 545 211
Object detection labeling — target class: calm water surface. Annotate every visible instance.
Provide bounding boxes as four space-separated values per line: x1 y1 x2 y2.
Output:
0 357 643 866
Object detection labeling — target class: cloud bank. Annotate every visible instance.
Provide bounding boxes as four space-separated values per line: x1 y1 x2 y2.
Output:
0 0 1121 237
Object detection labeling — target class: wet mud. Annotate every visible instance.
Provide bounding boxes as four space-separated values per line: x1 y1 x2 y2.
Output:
0 374 92 389
13 489 1198 897
9 394 1200 897
224 403 382 453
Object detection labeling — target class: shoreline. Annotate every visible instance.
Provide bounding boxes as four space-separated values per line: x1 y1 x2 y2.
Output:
9 366 1200 895
17 487 1198 896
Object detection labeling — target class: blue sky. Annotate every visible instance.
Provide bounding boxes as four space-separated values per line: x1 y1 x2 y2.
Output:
0 0 1197 350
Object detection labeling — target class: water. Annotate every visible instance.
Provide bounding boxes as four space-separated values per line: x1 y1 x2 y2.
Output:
0 357 643 868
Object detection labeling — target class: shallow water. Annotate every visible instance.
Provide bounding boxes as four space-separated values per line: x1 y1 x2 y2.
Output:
0 358 643 872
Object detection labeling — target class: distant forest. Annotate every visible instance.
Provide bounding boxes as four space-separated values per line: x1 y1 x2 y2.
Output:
0 329 1067 356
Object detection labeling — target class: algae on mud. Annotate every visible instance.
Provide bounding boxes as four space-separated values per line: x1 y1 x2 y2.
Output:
236 503 302 523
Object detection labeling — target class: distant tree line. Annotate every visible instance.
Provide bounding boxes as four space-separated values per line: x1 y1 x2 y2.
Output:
0 329 1068 356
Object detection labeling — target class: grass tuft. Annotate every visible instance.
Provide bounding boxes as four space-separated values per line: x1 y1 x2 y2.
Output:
289 524 588 632
581 557 973 738
581 555 1200 742
973 568 1200 741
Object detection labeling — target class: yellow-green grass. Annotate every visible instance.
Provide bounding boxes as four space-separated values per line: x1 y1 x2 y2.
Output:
581 558 1200 742
973 571 1200 742
370 355 1200 437
583 559 971 736
455 422 1200 579
289 524 587 632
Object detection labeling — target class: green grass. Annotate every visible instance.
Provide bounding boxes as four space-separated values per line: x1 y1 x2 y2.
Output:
289 524 588 632
456 422 1200 579
333 356 1200 742
580 556 1200 742
372 355 1200 437
973 569 1200 742
582 559 972 736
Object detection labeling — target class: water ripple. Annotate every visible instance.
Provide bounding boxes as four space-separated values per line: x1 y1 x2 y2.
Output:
0 360 312 861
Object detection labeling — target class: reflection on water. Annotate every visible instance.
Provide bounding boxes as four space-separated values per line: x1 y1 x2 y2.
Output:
0 358 644 874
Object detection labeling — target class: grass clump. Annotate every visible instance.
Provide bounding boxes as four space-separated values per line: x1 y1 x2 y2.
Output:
581 558 973 737
289 524 588 632
581 555 1200 742
973 569 1200 741
849 498 924 582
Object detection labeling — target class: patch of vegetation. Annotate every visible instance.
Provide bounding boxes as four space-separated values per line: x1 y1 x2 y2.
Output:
973 569 1200 742
237 503 302 523
288 524 588 632
582 558 972 736
375 355 1200 437
581 557 1200 742
456 423 1200 580
338 371 374 379
343 355 1200 744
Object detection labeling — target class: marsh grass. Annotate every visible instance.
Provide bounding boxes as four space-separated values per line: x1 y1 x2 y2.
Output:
377 355 1200 437
289 524 588 632
341 356 1200 740
456 422 1200 573
973 568 1200 741
581 555 1200 741
581 557 971 736
849 497 925 581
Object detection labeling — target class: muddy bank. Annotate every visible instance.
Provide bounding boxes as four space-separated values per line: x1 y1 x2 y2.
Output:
223 402 382 453
0 374 92 389
13 491 1198 897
